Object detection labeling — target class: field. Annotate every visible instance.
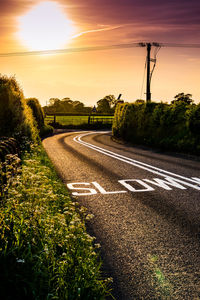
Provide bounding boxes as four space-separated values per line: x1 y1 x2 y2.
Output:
45 114 114 126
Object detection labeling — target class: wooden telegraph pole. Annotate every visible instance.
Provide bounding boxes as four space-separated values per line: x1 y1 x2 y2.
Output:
146 43 151 102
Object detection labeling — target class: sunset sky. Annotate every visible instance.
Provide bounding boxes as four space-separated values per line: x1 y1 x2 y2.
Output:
0 0 200 106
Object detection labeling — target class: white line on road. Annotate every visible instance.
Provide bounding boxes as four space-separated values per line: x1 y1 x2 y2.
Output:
73 132 200 190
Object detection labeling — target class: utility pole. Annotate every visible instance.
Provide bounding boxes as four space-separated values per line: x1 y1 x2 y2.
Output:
146 43 151 102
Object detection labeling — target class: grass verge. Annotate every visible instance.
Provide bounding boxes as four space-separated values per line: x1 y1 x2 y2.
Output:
0 145 112 299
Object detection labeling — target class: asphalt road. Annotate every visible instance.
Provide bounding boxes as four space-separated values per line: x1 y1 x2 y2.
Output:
43 131 200 299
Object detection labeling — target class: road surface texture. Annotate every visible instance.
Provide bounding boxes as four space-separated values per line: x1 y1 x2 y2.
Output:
43 131 200 299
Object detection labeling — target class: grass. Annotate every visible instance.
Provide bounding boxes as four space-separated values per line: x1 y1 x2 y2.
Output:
45 115 114 126
0 145 112 299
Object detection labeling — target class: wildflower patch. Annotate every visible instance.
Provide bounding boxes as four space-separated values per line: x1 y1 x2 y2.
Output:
0 146 111 299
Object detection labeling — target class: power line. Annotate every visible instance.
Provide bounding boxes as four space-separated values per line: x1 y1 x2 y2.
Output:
160 43 200 48
0 43 141 57
0 42 200 57
1 41 199 103
140 59 146 100
150 45 161 83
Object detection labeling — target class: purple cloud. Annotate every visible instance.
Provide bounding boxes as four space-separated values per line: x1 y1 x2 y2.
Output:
0 0 199 44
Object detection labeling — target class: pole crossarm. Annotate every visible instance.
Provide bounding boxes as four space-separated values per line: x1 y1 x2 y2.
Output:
138 42 200 48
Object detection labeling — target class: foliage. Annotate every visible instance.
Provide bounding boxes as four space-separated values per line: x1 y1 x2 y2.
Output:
187 103 200 135
112 95 200 154
97 95 118 114
0 75 39 143
0 153 21 200
97 98 111 114
26 97 53 138
39 124 54 137
0 146 112 299
26 98 45 129
171 92 193 105
0 138 19 161
44 98 92 114
0 137 20 199
135 99 145 104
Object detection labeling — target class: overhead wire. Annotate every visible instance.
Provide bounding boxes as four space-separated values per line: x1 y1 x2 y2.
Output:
150 45 161 83
1 41 199 101
0 43 142 58
159 43 200 48
0 42 200 57
140 59 147 100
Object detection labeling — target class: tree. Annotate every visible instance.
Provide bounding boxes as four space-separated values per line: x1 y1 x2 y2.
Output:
187 104 200 135
97 95 117 113
60 98 74 113
44 97 91 114
49 98 60 106
72 101 84 112
97 98 111 113
171 93 193 105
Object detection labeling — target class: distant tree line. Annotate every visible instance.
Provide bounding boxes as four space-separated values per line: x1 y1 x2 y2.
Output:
43 95 123 114
43 92 196 116
43 98 92 114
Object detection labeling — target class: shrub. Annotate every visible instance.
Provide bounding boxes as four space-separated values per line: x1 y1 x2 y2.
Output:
187 104 200 136
0 75 39 143
112 100 200 154
26 98 54 138
0 153 21 200
26 98 44 129
39 124 54 137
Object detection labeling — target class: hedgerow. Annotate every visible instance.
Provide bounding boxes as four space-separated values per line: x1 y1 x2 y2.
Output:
0 75 39 143
112 100 200 154
26 97 53 138
0 146 111 299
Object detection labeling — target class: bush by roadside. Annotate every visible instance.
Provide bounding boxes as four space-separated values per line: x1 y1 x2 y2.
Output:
112 100 200 155
0 75 39 143
26 97 54 138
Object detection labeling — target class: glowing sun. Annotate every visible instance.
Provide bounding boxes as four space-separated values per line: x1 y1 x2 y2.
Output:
17 1 75 51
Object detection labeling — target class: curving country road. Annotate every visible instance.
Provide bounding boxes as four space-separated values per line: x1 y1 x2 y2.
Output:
43 131 200 299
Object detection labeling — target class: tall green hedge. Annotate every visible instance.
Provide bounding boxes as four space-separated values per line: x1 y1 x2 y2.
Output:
26 98 44 129
26 97 53 137
0 75 39 143
112 101 200 154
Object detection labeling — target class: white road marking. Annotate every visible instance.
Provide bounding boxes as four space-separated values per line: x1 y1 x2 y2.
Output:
119 179 155 192
67 182 97 196
143 177 187 190
67 178 190 196
92 181 127 194
73 132 200 190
